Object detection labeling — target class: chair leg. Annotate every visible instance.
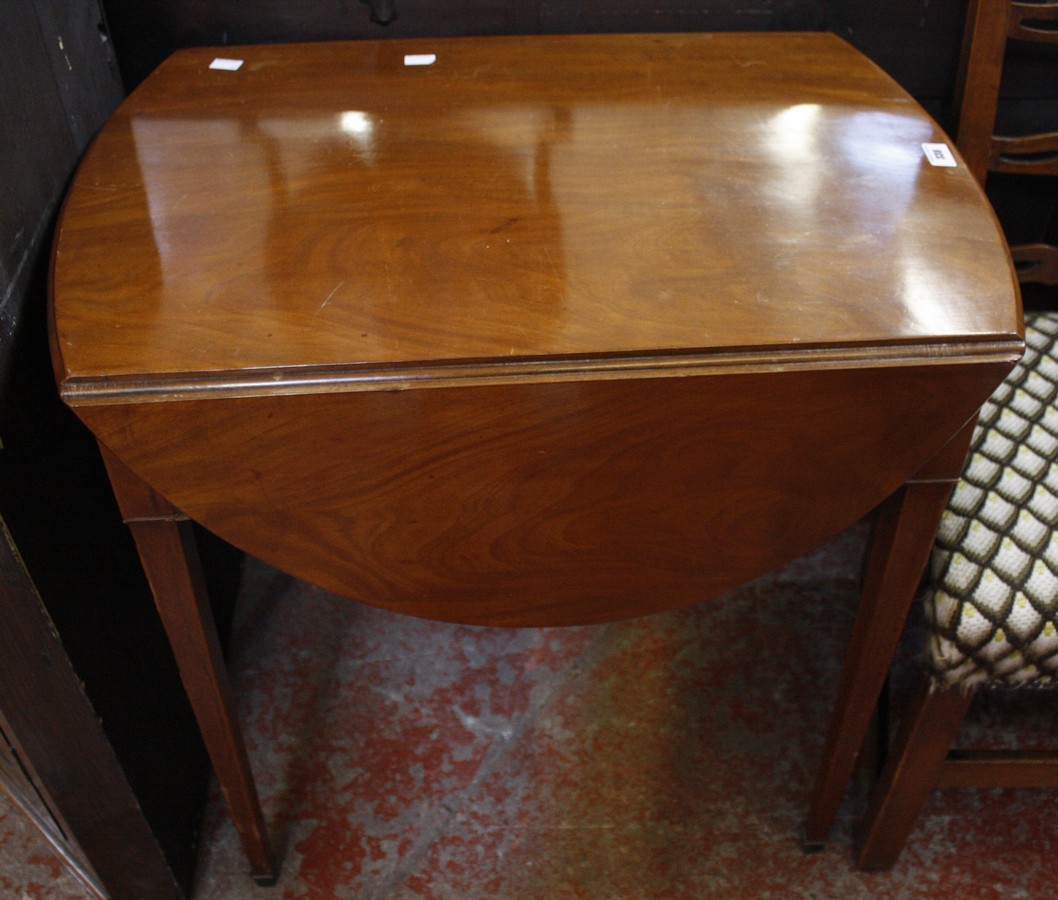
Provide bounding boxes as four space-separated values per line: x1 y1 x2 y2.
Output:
857 674 974 869
802 480 955 849
100 447 278 884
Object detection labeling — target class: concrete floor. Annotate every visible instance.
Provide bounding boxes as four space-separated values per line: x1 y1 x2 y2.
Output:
4 521 1058 897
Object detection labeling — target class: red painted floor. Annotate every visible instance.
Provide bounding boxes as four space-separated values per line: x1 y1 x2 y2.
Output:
4 521 1058 897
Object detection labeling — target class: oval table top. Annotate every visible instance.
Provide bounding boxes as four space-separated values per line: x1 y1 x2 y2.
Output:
52 32 1020 404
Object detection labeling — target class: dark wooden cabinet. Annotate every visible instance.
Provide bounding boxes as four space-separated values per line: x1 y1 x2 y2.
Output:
1 2 227 896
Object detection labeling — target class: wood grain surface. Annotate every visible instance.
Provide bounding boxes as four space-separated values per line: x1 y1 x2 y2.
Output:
79 361 1009 625
52 33 1023 624
52 33 1019 395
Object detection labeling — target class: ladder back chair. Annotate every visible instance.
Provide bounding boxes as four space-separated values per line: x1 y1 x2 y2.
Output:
956 0 1058 284
811 0 1058 869
858 311 1058 868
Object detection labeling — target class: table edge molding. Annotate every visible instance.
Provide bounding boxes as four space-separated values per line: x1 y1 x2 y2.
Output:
59 339 1025 406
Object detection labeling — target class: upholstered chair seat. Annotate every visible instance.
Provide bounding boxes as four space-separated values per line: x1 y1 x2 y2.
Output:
927 313 1058 689
853 312 1058 870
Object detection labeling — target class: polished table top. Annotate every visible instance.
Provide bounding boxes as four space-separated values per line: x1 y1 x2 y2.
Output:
51 33 1023 625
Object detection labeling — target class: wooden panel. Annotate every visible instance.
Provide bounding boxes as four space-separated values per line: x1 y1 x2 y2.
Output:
29 0 124 149
79 361 1012 627
939 750 1058 788
0 1 121 376
0 2 212 894
0 519 181 899
0 3 77 382
0 719 101 896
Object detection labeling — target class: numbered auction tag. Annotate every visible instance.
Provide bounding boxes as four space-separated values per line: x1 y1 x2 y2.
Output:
922 143 957 167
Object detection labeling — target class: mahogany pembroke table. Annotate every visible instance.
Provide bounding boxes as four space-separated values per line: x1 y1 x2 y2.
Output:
50 34 1022 881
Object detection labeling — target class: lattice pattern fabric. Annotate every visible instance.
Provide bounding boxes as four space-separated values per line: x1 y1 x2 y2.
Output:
926 313 1058 688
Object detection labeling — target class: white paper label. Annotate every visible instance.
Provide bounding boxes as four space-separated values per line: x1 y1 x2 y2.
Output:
209 58 244 71
404 53 437 66
922 143 957 167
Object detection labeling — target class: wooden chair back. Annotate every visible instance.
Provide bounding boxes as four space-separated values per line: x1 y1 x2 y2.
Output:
954 0 1058 285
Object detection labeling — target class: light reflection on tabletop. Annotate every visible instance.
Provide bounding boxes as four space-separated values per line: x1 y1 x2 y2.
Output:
55 33 1018 381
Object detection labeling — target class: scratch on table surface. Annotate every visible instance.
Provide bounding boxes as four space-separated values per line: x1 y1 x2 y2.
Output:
543 247 561 278
318 281 344 312
385 262 397 302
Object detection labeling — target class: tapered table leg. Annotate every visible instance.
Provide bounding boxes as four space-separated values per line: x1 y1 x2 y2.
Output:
856 674 974 869
802 420 976 849
99 446 277 885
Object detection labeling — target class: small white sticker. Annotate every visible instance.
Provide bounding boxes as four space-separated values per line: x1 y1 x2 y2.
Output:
404 53 436 66
209 58 244 71
922 143 957 167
